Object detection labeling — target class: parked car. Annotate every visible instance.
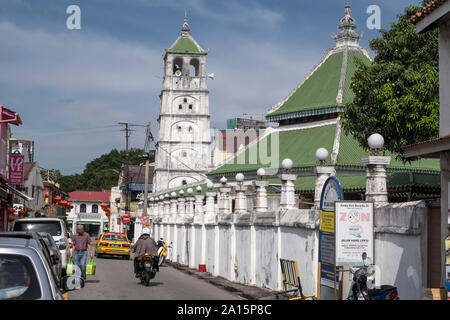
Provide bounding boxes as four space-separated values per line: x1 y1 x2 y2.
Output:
37 232 62 282
96 232 131 260
12 218 70 275
0 232 83 300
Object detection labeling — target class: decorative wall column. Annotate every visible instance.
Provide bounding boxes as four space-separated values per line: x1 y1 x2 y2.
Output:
185 188 195 219
314 148 336 209
362 134 391 207
170 192 178 222
279 159 298 210
234 173 247 215
204 181 217 223
177 192 186 217
253 168 269 213
218 176 232 215
194 186 205 224
194 186 204 216
163 193 171 217
158 195 165 221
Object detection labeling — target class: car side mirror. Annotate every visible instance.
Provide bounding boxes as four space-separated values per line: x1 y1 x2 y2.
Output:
61 276 85 292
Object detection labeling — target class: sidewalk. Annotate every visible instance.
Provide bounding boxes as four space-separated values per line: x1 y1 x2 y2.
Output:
166 261 289 300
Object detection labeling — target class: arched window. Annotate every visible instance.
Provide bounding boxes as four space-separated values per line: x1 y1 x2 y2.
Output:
173 57 183 75
189 59 199 77
92 204 98 213
80 204 86 213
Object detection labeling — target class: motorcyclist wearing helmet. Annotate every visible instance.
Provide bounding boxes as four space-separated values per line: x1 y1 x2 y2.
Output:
132 227 159 277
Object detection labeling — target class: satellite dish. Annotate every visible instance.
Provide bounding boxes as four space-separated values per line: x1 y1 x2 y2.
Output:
175 70 182 77
207 73 214 80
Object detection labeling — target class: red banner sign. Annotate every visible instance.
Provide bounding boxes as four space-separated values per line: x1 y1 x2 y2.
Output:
8 154 24 185
139 215 149 224
123 215 131 224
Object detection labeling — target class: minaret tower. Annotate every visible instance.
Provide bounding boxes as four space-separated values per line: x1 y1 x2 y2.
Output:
153 13 211 193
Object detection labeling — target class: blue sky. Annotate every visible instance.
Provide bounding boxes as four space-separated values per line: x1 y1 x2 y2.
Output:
0 0 421 174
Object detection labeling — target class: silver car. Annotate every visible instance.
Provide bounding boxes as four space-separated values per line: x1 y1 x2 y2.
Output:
0 232 83 300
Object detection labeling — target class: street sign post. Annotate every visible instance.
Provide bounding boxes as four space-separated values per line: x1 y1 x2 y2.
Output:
318 176 343 299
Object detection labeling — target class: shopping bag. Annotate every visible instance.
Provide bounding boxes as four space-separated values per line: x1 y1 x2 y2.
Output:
86 259 96 275
66 260 75 276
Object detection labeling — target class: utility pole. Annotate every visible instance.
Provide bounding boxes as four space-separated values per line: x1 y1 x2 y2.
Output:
119 122 130 235
143 122 151 217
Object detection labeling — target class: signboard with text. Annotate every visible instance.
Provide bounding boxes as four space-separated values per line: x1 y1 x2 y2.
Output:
319 177 344 291
335 201 374 266
8 154 24 185
123 215 131 224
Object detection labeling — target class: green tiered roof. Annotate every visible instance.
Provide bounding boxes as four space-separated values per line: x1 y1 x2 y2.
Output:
207 124 440 193
266 50 371 121
167 12 205 55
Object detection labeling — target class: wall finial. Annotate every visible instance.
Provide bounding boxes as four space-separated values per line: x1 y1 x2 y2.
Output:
332 3 362 47
181 9 190 36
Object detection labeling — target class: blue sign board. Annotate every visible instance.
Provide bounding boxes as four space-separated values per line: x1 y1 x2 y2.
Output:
319 176 344 290
320 176 344 212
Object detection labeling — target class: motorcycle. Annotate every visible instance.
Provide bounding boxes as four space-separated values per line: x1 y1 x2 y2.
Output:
346 253 399 300
137 253 157 286
156 238 172 266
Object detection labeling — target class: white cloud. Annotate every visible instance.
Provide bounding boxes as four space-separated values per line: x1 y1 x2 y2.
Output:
135 0 285 28
2 14 321 174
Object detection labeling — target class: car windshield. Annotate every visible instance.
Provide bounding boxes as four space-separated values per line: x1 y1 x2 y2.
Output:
102 235 127 242
0 254 42 300
13 221 62 237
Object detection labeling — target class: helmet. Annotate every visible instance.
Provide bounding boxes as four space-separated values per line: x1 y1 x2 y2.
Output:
142 227 150 235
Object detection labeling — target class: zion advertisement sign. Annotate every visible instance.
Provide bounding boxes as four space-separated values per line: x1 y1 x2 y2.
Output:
335 201 374 267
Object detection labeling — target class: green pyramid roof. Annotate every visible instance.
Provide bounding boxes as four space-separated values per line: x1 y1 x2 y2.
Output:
266 49 372 121
168 36 203 54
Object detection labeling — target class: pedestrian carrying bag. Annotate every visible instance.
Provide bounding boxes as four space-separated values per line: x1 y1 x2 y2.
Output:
86 259 96 275
66 260 75 276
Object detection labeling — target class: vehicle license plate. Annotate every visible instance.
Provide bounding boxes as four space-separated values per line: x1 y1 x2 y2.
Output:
145 262 151 267
111 244 120 247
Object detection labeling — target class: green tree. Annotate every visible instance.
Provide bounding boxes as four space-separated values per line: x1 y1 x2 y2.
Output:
342 2 439 160
55 148 152 193
40 168 63 183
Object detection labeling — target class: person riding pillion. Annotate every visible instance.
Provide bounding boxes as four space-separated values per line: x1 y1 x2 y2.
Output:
132 228 159 277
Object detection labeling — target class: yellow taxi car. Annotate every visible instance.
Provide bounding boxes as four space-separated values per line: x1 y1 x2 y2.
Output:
95 232 131 260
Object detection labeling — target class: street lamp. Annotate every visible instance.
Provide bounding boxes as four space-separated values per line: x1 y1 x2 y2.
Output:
282 158 293 172
315 148 329 166
368 133 384 155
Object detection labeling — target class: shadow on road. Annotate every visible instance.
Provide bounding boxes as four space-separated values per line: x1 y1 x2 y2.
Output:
85 280 101 283
137 281 164 287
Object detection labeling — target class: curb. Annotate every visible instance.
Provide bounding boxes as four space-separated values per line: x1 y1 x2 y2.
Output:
166 261 288 300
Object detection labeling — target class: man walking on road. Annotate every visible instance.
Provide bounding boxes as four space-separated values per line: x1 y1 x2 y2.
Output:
70 225 93 281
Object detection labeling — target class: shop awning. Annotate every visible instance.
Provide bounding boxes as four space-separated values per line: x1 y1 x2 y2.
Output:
5 184 33 201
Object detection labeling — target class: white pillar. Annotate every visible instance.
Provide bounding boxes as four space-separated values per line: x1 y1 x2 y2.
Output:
362 156 391 206
163 197 171 217
218 186 232 215
234 184 248 214
178 197 186 216
186 196 195 218
279 173 297 210
194 194 204 216
253 180 269 213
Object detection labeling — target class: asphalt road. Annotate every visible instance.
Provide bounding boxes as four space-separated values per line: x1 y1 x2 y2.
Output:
68 254 242 300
